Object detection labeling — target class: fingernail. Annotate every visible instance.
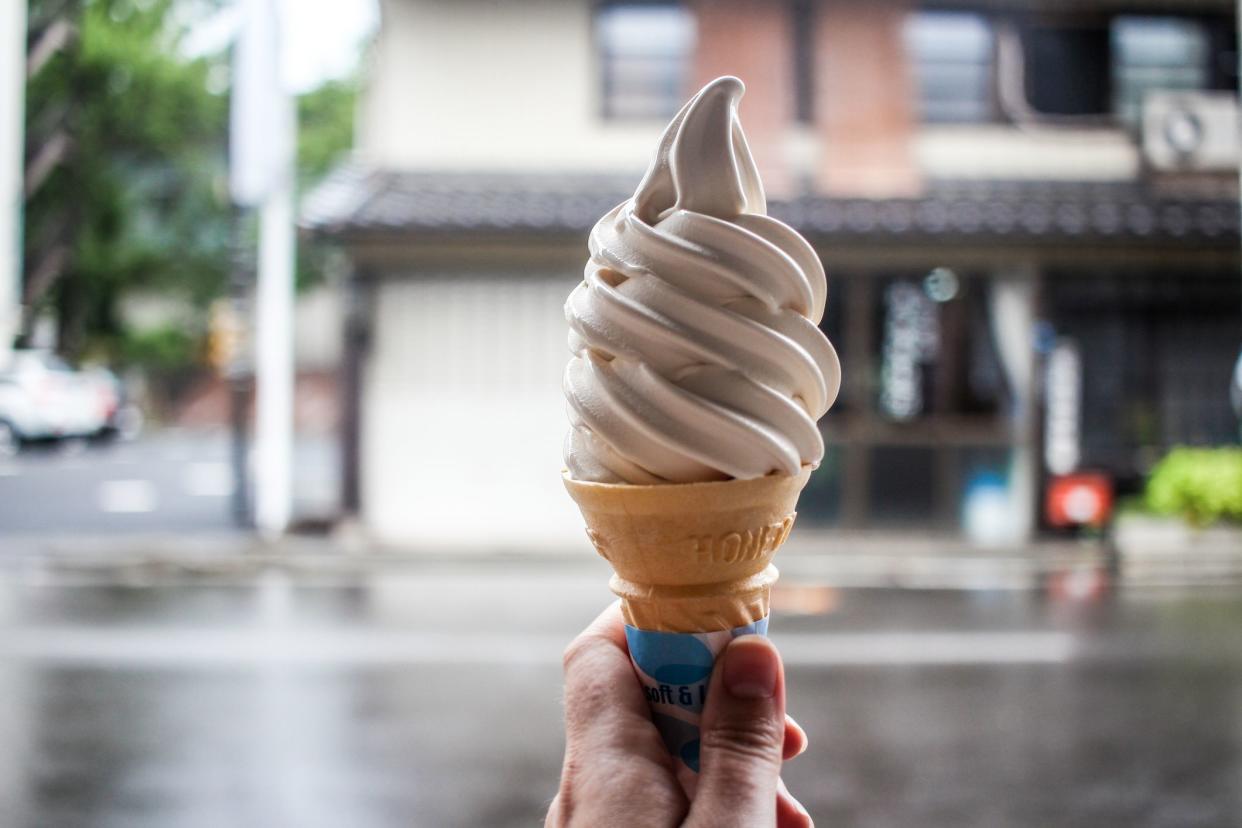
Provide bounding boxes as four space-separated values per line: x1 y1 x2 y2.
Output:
723 636 778 699
793 721 809 756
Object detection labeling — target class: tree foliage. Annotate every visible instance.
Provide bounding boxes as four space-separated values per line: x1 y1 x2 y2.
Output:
298 77 357 189
24 0 358 365
25 0 230 360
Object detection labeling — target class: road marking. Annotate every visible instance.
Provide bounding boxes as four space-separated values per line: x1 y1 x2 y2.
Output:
97 479 158 513
183 461 234 497
0 462 18 477
0 629 1077 668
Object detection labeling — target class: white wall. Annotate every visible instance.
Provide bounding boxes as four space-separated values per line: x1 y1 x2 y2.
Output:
362 0 1142 182
363 271 586 549
292 284 342 370
361 0 665 173
360 0 1138 181
914 125 1140 181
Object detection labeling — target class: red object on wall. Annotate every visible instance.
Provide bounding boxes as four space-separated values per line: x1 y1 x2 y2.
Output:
1045 473 1114 528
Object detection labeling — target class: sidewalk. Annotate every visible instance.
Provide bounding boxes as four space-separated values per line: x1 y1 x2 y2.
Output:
1 528 1114 591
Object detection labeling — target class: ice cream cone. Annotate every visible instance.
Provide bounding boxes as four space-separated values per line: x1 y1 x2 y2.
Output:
562 465 813 633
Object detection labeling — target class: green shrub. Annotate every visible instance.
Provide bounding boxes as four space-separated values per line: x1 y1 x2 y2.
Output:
119 325 197 373
1144 447 1242 526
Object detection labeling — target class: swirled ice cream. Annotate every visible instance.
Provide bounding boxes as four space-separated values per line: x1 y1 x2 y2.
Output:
563 76 841 484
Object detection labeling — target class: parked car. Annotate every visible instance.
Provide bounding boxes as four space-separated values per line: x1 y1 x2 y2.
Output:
0 350 119 453
81 365 143 441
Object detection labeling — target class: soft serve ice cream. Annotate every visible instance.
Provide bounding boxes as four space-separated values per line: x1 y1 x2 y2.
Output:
560 77 841 784
564 76 841 484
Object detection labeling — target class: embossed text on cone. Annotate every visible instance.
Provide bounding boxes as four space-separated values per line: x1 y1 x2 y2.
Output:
563 466 812 632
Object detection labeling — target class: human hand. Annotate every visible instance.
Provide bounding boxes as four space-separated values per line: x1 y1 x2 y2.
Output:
546 602 813 827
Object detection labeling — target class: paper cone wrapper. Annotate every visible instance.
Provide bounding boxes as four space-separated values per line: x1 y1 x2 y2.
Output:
563 466 812 781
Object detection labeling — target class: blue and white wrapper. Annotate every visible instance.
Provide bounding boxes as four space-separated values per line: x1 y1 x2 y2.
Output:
625 617 769 786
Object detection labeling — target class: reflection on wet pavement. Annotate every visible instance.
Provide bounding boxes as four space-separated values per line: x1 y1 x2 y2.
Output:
0 565 1239 827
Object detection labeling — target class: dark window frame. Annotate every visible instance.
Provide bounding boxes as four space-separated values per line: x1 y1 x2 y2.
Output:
792 0 816 124
993 10 1228 127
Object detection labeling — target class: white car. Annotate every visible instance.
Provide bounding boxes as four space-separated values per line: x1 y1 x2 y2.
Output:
0 350 115 454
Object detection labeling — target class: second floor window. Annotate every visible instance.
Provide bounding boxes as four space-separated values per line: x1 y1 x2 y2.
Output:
596 2 695 120
1014 16 1212 124
905 12 996 123
1112 16 1210 125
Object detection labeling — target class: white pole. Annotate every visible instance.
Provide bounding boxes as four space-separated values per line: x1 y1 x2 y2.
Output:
253 93 296 539
0 0 27 363
232 0 296 539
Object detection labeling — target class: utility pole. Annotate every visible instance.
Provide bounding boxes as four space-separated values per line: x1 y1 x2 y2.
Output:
252 122 296 538
231 0 295 539
0 0 27 364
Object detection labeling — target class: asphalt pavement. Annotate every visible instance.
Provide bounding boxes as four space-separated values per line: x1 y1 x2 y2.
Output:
1 430 1238 826
0 429 337 538
0 559 1238 828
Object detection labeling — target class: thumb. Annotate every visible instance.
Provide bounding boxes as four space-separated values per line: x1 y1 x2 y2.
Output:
686 635 786 827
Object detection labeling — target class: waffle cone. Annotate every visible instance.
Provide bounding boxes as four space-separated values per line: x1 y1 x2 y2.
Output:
563 466 812 632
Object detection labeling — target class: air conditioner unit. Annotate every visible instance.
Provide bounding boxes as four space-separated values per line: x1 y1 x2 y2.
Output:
1142 91 1240 172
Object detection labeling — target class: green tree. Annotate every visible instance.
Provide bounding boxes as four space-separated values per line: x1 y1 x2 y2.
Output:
298 77 357 189
25 0 230 362
296 76 357 290
24 0 359 365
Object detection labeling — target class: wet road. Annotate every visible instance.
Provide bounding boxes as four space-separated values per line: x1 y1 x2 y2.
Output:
0 429 338 538
0 560 1238 827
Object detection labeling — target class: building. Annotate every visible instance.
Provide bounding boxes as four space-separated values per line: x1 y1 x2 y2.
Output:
304 0 1241 549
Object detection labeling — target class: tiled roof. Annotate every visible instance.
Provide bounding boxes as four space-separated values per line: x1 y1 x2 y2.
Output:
302 164 1240 246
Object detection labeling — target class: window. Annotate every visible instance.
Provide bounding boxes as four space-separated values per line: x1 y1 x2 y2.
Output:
1010 16 1213 123
1047 271 1242 479
1020 23 1111 116
596 3 695 120
904 12 996 123
872 273 1008 422
1112 16 1210 125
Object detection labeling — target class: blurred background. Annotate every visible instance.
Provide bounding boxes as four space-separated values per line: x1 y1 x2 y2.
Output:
2 0 1242 826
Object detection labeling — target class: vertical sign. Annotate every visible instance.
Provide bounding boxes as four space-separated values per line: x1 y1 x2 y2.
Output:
1044 339 1082 476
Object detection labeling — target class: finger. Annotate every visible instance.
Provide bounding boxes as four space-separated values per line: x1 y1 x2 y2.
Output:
686 635 786 828
561 601 660 754
783 715 808 761
544 794 561 827
577 599 629 651
777 778 814 828
557 602 682 824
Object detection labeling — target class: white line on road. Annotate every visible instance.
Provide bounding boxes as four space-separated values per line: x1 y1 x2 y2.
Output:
183 461 234 497
97 479 158 514
0 628 1077 668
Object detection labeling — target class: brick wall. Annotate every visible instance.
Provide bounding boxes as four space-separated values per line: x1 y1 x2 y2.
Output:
813 0 921 197
688 0 795 196
689 0 921 198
